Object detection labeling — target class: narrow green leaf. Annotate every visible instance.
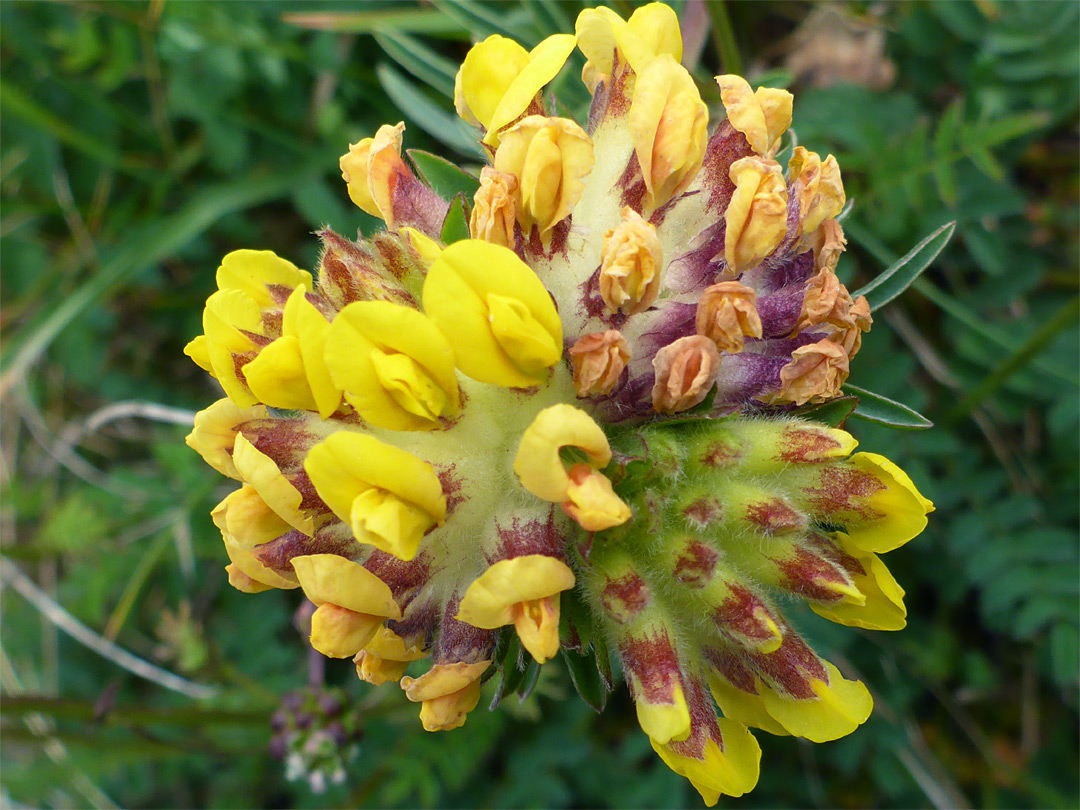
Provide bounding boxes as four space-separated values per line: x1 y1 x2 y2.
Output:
408 150 480 202
844 384 933 430
561 649 609 713
793 396 858 428
515 658 541 702
374 30 457 97
440 193 470 244
375 62 483 158
432 0 537 42
853 221 956 310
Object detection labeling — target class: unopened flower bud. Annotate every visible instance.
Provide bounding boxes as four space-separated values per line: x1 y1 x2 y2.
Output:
776 339 850 405
725 156 789 274
569 330 631 396
494 116 594 234
470 168 518 247
696 282 763 353
631 55 708 210
652 335 722 414
600 207 664 314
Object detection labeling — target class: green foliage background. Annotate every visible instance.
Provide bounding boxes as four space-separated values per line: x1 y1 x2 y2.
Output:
1 1 1077 807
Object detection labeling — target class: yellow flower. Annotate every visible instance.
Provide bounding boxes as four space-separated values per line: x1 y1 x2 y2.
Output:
242 285 342 418
304 432 446 561
423 240 563 387
457 33 576 147
457 555 575 663
630 55 708 211
340 122 410 225
323 300 458 431
599 207 664 314
292 554 402 658
185 398 268 480
231 432 313 536
575 3 683 90
354 626 428 685
400 660 491 731
716 74 793 158
789 146 846 236
493 116 594 235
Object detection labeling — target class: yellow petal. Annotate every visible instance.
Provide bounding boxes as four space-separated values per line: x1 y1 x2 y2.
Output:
303 431 446 524
459 35 531 129
223 539 299 591
511 595 563 664
225 563 273 594
211 485 291 549
350 486 437 561
367 122 408 226
514 404 612 502
289 288 342 419
625 2 683 67
354 651 412 685
717 75 793 158
423 240 562 387
186 398 268 480
401 226 444 264
323 300 458 430
651 719 762 804
418 678 483 732
215 249 312 309
843 452 933 553
243 335 319 411
457 555 576 629
575 7 625 78
231 433 313 536
184 335 213 374
202 289 261 406
401 660 492 702
706 672 789 737
631 56 708 209
635 680 691 744
363 625 427 662
309 603 384 658
340 138 379 217
724 156 789 274
810 535 907 631
485 34 577 145
291 553 401 618
758 661 873 743
562 464 632 531
486 293 562 375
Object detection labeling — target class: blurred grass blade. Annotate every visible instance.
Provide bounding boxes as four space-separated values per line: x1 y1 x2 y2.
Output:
844 384 933 429
0 79 148 177
947 297 1080 421
408 150 480 201
374 30 458 97
282 8 466 37
913 279 1078 384
432 0 537 41
1 155 326 389
376 62 484 158
854 221 956 309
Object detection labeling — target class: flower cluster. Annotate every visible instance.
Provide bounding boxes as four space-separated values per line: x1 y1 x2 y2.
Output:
184 3 932 802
